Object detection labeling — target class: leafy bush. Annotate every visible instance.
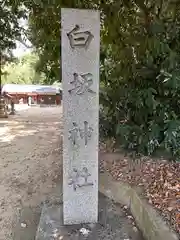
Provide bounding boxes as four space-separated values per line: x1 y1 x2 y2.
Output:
22 0 180 160
99 1 180 161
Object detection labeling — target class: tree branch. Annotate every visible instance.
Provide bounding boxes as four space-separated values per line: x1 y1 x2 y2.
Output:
16 37 32 49
157 0 163 18
132 0 149 15
131 0 152 35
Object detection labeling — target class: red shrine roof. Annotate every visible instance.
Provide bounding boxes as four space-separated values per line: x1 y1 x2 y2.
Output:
2 84 60 95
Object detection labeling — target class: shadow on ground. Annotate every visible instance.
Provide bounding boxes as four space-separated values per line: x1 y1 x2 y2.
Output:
0 107 63 240
0 114 60 145
13 189 145 240
1 107 144 240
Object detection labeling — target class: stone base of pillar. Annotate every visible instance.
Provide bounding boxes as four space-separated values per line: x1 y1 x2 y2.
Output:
0 96 8 118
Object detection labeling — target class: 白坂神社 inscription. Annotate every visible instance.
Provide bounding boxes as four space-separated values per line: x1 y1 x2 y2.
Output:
68 121 93 146
62 8 100 224
67 25 94 49
68 73 96 95
68 167 93 191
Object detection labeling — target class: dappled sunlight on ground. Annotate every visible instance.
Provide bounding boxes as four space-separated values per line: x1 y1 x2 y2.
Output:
0 106 63 240
0 127 38 143
0 120 38 143
0 107 62 144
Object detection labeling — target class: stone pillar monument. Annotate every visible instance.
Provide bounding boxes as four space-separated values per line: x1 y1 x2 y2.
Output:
61 8 100 224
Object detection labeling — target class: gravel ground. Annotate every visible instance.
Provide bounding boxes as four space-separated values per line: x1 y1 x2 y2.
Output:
0 107 62 240
0 106 144 240
36 192 144 240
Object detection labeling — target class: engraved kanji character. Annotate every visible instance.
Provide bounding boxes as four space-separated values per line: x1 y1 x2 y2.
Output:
79 167 93 187
68 168 79 191
68 168 93 191
68 122 79 145
68 73 96 95
79 121 93 145
67 25 94 49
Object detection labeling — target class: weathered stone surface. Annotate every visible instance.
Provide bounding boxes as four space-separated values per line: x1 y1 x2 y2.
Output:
36 193 144 240
99 170 179 240
61 8 100 224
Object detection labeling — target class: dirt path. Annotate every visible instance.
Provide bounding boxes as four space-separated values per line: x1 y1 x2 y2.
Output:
0 107 63 240
0 107 145 240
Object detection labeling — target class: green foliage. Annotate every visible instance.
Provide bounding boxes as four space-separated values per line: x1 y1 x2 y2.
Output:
24 0 99 83
99 0 180 161
0 0 27 59
22 0 180 160
2 53 45 85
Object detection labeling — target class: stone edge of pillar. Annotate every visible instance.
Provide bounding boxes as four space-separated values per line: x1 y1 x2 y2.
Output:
35 199 63 240
99 170 179 240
